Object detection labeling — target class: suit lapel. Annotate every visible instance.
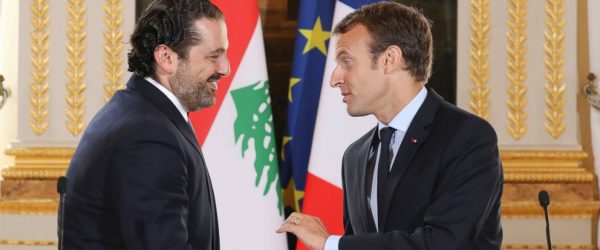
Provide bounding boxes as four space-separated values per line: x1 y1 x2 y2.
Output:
126 75 202 154
379 89 443 231
356 127 378 233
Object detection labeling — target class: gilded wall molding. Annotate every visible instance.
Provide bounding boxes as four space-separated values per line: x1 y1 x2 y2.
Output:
5 147 75 158
544 0 566 138
2 147 74 180
501 150 588 160
66 0 87 136
0 239 56 246
501 150 591 182
0 200 57 215
29 0 50 135
502 201 600 218
2 169 68 179
504 171 593 183
103 0 125 103
506 0 528 139
469 0 491 120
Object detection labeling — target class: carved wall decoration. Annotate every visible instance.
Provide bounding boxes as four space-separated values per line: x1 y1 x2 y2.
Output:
66 0 87 136
469 0 491 120
29 0 50 135
506 0 528 139
544 0 566 138
103 0 124 103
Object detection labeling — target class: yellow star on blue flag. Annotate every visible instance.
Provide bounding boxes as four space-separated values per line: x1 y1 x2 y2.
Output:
299 17 331 55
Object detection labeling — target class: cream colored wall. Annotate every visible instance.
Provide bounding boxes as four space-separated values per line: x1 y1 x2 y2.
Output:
14 0 135 149
1 1 136 248
457 0 581 150
503 218 592 244
0 0 136 175
0 214 56 248
0 0 19 176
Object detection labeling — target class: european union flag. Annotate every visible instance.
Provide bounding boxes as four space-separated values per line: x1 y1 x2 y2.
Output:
280 0 336 214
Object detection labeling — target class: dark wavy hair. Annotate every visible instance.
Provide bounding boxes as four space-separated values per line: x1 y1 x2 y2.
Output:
127 0 224 78
334 2 433 83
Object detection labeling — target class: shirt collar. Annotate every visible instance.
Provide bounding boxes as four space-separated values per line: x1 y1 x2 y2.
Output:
144 77 189 122
378 86 428 133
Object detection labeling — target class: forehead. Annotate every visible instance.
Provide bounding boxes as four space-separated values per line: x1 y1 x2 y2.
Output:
192 18 228 50
335 24 372 55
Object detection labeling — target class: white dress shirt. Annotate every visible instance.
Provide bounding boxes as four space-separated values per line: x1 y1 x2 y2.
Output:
324 87 428 250
144 77 189 122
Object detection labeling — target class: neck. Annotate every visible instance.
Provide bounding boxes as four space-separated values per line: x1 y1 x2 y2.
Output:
374 81 423 125
154 74 174 93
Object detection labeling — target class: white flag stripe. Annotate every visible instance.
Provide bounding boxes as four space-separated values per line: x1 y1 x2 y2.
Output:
307 1 376 189
203 17 287 250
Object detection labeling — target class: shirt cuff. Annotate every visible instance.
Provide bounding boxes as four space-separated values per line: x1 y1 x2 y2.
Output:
324 235 341 250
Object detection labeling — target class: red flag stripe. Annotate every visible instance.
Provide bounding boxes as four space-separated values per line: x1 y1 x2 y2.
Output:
189 1 259 146
298 172 344 250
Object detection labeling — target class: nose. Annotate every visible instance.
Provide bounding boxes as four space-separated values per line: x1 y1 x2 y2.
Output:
217 56 231 77
330 65 343 88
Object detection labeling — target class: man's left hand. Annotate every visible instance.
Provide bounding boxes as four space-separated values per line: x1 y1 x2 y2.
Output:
276 212 330 250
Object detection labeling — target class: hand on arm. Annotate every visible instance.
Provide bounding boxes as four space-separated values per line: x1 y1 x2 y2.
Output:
277 212 331 250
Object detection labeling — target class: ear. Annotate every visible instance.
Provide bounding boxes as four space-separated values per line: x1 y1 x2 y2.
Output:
382 45 403 74
153 45 179 75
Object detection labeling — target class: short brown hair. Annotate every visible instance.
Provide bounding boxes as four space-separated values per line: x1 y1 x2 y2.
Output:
127 0 224 78
333 2 433 82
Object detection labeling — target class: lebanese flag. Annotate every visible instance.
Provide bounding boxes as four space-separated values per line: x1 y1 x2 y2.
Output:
300 0 379 247
189 1 287 249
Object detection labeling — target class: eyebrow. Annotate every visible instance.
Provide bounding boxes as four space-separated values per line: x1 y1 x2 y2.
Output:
336 50 349 59
210 48 226 55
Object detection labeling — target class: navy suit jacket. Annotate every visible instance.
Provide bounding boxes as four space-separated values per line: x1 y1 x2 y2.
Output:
340 89 503 249
64 75 219 249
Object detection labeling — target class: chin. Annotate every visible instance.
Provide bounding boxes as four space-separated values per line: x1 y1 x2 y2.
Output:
346 107 368 117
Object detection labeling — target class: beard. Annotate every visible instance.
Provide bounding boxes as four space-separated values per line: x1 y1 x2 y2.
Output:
169 62 219 112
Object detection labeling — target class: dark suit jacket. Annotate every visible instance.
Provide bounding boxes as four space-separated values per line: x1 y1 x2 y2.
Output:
340 89 503 249
64 75 219 249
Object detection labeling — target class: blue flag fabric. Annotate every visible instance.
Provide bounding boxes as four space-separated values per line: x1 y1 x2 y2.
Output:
339 0 380 9
280 0 336 212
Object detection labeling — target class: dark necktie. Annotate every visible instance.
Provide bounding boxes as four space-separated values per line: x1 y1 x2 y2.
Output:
377 127 396 221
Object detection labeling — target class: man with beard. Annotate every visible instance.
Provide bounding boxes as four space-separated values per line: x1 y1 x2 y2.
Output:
63 0 229 249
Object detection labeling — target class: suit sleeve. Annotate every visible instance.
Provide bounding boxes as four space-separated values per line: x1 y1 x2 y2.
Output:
110 123 193 250
339 119 503 250
341 150 355 237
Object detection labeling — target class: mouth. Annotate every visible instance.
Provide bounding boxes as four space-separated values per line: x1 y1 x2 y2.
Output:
208 80 218 91
206 76 221 91
341 92 350 103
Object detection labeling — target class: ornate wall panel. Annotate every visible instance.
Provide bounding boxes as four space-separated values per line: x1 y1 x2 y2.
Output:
469 0 491 120
457 0 598 248
544 0 566 139
65 0 87 136
103 0 124 103
1 1 136 246
29 0 50 136
506 0 528 139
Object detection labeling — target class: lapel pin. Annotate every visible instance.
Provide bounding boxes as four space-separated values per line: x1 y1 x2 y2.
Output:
410 137 418 143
